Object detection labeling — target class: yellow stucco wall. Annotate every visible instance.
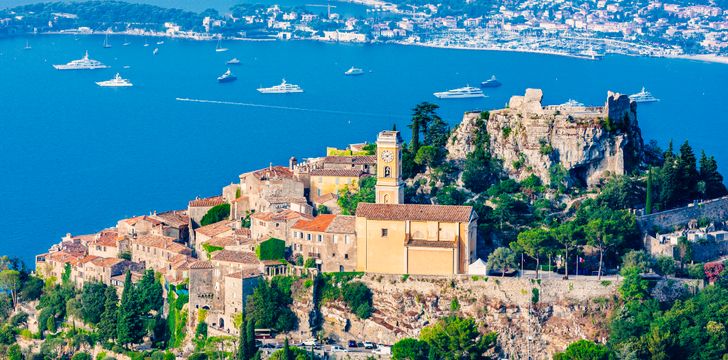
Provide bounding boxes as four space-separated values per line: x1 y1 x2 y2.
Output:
356 219 406 274
407 248 454 275
311 176 359 198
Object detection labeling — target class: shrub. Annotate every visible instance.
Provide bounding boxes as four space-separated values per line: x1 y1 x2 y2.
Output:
200 204 230 226
72 353 92 360
502 126 512 138
202 243 223 256
401 274 409 282
450 298 460 312
256 238 286 260
342 282 373 319
304 258 316 268
531 288 539 304
654 256 676 276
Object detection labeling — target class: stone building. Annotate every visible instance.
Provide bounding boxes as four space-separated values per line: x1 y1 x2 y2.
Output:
87 229 125 258
74 256 143 288
194 220 236 256
309 169 366 203
237 165 309 216
355 130 478 275
188 196 226 228
250 209 312 241
290 214 357 272
117 211 190 243
130 235 193 274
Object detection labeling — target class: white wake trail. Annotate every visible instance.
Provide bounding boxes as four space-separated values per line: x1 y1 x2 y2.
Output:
175 97 395 118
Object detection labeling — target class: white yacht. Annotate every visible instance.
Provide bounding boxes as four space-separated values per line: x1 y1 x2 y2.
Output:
579 46 603 60
433 86 485 99
102 34 111 48
226 57 241 65
344 66 364 76
216 39 229 52
629 87 660 103
153 48 159 55
257 79 303 94
24 40 31 50
559 99 585 107
53 51 109 70
156 40 165 45
96 73 133 87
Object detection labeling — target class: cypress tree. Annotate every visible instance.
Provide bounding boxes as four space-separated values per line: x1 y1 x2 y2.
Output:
678 141 699 200
645 168 653 215
238 312 249 360
281 338 291 360
97 285 119 342
117 270 144 346
246 317 257 357
700 151 728 199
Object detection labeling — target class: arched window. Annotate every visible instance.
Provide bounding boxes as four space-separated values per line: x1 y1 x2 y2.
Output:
383 194 390 204
219 318 225 329
384 166 391 177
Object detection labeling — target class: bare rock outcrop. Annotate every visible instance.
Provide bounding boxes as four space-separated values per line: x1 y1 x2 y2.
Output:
447 89 644 187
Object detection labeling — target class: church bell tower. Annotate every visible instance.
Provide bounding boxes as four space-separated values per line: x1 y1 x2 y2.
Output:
375 130 404 204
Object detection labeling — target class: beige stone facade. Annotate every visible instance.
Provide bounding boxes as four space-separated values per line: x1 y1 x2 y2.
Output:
290 214 357 272
250 209 312 241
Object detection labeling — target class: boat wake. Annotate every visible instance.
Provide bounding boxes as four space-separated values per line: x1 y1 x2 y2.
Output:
175 97 395 118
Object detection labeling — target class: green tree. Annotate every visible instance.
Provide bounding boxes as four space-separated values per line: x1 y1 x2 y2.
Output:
620 250 653 274
342 282 373 319
699 150 728 199
337 176 376 215
645 169 654 214
7 343 23 360
137 270 164 314
80 282 107 325
414 145 439 168
0 270 21 309
117 271 144 346
200 203 231 226
392 338 430 360
553 339 610 360
97 285 119 342
654 256 676 276
552 222 581 279
619 267 648 301
419 316 497 359
237 311 249 360
511 228 553 279
71 352 92 360
487 247 517 277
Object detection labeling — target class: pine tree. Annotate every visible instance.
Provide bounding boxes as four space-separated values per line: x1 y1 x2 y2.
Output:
678 141 699 201
281 338 291 360
137 270 163 314
117 270 144 346
645 168 653 215
97 285 119 342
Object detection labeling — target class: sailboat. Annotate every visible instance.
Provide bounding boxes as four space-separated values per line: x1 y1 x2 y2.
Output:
122 37 130 46
143 38 150 47
103 34 111 48
215 38 229 52
23 40 31 50
153 48 159 55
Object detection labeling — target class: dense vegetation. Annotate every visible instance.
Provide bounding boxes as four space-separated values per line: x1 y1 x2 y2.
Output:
200 203 231 226
255 238 286 261
392 316 498 359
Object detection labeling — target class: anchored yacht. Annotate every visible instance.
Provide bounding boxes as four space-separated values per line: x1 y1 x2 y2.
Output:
629 87 660 103
226 58 241 65
96 73 133 87
257 79 303 94
53 51 109 70
480 75 501 88
344 66 364 76
216 39 229 52
217 69 237 83
433 86 485 99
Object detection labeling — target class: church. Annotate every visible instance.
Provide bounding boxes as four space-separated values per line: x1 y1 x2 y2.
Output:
355 130 478 275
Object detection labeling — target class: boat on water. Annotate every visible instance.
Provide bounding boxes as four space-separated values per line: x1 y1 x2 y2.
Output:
53 51 109 70
579 46 603 60
629 87 660 103
257 79 303 94
96 73 133 87
433 86 485 99
122 37 130 46
480 75 501 88
143 39 150 47
226 58 241 65
23 40 31 50
156 40 165 45
344 66 364 76
216 38 229 52
559 99 585 107
217 69 237 83
103 34 111 48
153 48 159 55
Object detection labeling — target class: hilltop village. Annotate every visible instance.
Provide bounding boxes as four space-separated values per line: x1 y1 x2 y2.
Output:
5 88 728 359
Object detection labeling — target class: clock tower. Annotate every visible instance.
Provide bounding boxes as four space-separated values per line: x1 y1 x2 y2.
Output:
375 130 404 204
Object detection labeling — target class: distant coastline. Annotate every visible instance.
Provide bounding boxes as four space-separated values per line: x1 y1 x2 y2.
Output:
35 30 728 65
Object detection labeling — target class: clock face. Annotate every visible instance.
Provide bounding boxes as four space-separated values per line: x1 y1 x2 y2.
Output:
381 150 394 163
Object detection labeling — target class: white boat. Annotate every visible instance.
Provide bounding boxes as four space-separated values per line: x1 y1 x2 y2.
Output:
96 73 133 87
559 99 585 107
344 66 364 76
156 40 165 45
257 79 303 94
433 86 485 99
216 38 229 52
579 46 603 60
143 38 150 47
153 48 159 55
122 37 130 46
24 40 31 50
53 51 109 70
629 87 660 103
226 57 241 65
103 34 111 48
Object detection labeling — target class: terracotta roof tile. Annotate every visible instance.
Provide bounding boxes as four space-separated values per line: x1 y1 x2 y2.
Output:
190 260 215 269
292 214 337 232
226 270 262 279
134 235 190 254
189 196 225 207
323 155 376 165
326 215 356 234
90 257 125 267
310 169 365 177
355 203 474 222
251 209 311 222
195 220 234 237
153 210 189 227
122 215 164 226
242 166 294 181
212 250 260 265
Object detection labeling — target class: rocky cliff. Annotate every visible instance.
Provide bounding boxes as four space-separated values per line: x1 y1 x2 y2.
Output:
447 89 644 187
292 275 618 359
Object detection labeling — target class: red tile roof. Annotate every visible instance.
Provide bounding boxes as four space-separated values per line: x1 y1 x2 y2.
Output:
310 169 365 177
134 235 190 254
292 214 337 232
243 166 294 181
355 203 474 222
212 250 260 265
195 220 234 237
189 196 225 207
226 270 262 279
251 209 312 222
190 260 215 270
323 155 376 165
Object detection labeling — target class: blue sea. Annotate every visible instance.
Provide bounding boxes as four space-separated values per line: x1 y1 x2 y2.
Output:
1 34 727 266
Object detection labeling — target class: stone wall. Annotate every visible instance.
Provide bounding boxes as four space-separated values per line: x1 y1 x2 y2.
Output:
293 274 619 359
637 196 728 232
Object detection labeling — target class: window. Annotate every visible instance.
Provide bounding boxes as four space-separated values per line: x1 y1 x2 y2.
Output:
307 234 311 241
344 254 349 259
333 235 338 244
317 234 323 242
344 235 350 244
335 178 339 185
381 228 388 237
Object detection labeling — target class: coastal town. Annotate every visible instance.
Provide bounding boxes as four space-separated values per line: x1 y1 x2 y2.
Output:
11 87 728 358
1 0 727 61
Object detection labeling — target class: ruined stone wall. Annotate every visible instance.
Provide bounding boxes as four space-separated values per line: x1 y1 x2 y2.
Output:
293 274 619 359
637 196 728 232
